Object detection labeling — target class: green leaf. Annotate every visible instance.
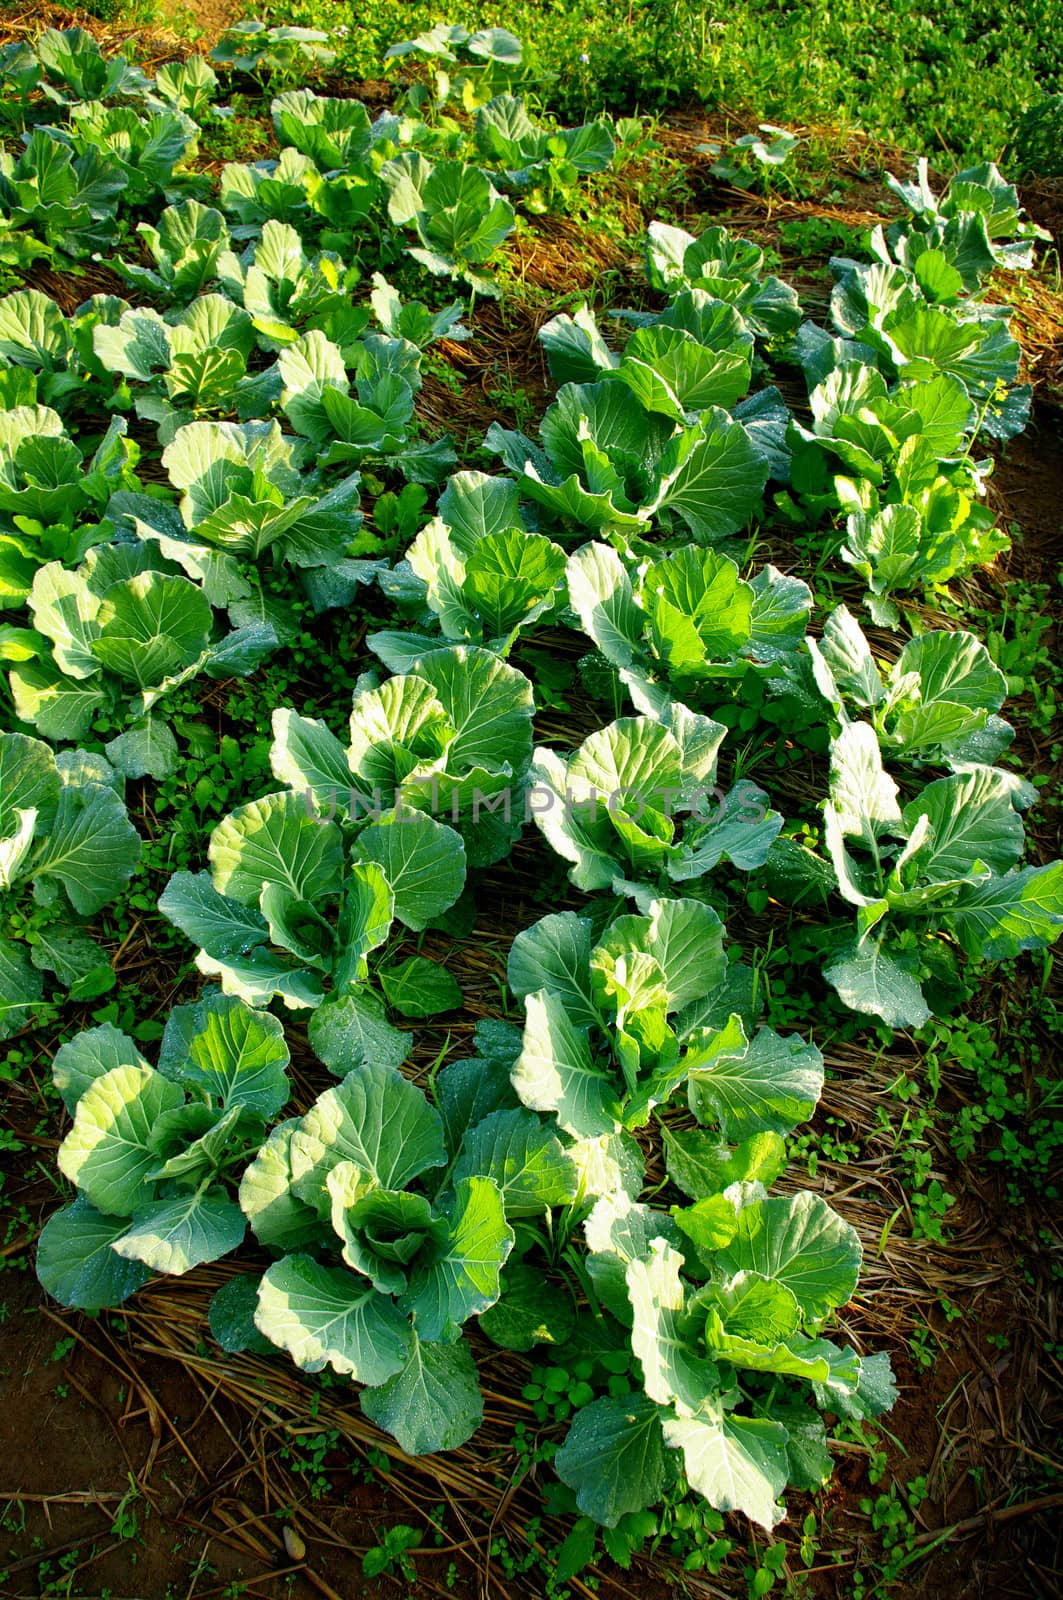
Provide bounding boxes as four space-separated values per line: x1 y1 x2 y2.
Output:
0 935 44 1042
716 1192 862 1323
817 1348 897 1420
626 1239 718 1410
238 1119 323 1251
436 1038 521 1157
31 782 141 916
528 722 682 893
554 1395 667 1528
354 809 466 932
159 870 271 962
308 990 409 1078
333 863 394 990
809 604 885 710
686 1023 824 1142
453 1108 578 1216
840 501 937 598
554 1518 598 1585
901 768 1024 882
269 706 354 812
668 781 782 880
361 1334 483 1454
254 1254 412 1382
208 1274 275 1355
51 1022 147 1116
8 660 108 742
708 1271 802 1346
565 543 645 669
209 791 344 907
625 899 725 1014
948 862 1063 960
671 1193 741 1258
825 939 931 1028
104 718 178 780
437 470 523 551
828 721 902 849
408 643 534 776
58 1064 184 1215
379 956 463 1017
507 912 600 1031
655 411 769 544
512 988 621 1138
91 572 213 688
157 989 290 1117
147 1101 243 1184
887 629 1007 757
538 305 618 386
478 1262 575 1350
291 1063 445 1201
328 1171 434 1293
0 731 60 843
644 546 753 670
617 325 750 417
400 1174 513 1340
661 1128 787 1201
112 1188 246 1275
347 672 453 791
662 1406 788 1530
36 1198 151 1311
30 924 112 995
466 529 564 641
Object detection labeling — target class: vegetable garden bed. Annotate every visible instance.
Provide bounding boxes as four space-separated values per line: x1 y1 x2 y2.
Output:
0 6 1060 1598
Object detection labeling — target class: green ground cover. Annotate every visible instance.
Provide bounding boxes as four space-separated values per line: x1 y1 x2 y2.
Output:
256 0 1063 164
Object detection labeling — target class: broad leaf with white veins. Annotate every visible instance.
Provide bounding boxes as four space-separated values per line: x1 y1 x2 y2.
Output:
254 1254 412 1382
361 1334 483 1454
399 1174 513 1340
512 989 622 1138
554 1395 667 1527
716 1192 862 1325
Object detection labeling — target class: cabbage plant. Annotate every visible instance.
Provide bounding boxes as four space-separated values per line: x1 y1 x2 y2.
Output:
0 407 139 602
51 99 199 204
368 470 565 659
808 605 1017 772
0 735 140 1037
529 704 783 900
237 1046 580 1455
380 154 516 297
209 21 336 81
219 148 381 250
474 93 615 195
114 201 230 302
505 900 895 1531
539 296 756 415
785 359 1008 622
10 543 275 747
36 27 150 104
0 130 124 263
152 56 220 121
644 222 802 341
487 380 768 544
816 723 1063 1025
159 644 534 1044
566 541 811 699
884 159 1049 278
92 295 262 442
270 88 390 170
214 219 366 350
37 992 292 1309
